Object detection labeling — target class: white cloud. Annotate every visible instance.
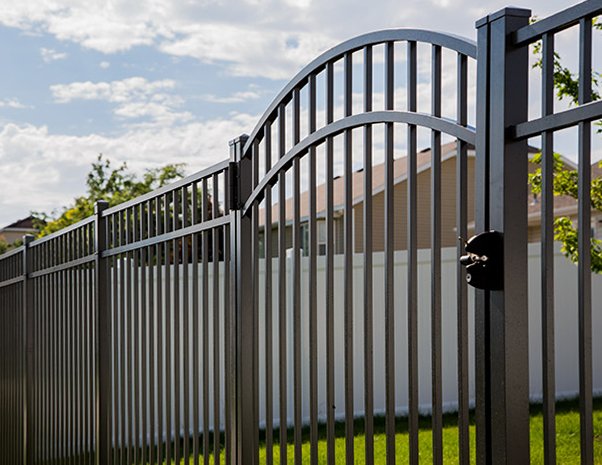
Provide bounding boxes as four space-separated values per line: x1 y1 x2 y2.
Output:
0 0 584 80
158 24 334 79
40 47 68 62
0 112 257 225
201 90 263 104
50 77 190 125
284 0 312 8
114 101 193 126
0 98 29 109
50 77 176 103
99 61 110 69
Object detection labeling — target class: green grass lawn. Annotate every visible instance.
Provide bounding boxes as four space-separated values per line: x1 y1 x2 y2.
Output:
158 397 602 464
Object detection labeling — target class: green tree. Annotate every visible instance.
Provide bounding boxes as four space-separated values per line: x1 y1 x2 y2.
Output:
34 154 185 237
0 239 13 255
530 20 602 273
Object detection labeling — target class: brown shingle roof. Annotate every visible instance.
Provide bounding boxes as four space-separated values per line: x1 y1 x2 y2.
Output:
258 143 591 226
259 141 468 225
1 215 36 231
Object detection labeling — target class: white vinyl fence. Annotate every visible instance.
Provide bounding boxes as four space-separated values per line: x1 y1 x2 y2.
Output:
113 241 602 441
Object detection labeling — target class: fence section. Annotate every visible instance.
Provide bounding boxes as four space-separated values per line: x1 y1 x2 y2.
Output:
0 247 25 465
26 218 97 464
0 161 234 465
100 161 233 465
476 2 602 464
510 5 602 464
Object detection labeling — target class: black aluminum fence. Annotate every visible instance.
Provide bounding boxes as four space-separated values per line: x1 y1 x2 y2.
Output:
0 1 600 465
0 247 25 465
476 2 602 464
0 161 234 465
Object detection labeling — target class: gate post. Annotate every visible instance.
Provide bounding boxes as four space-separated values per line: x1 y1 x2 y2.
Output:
228 135 257 465
475 8 531 464
94 200 110 465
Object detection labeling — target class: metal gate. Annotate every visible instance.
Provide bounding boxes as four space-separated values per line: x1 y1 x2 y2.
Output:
232 29 476 465
0 1 600 464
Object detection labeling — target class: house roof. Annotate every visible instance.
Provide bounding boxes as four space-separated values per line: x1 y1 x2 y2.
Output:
259 141 472 225
258 142 585 226
0 215 37 232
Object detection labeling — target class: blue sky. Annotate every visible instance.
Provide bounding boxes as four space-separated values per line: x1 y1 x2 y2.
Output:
0 0 593 226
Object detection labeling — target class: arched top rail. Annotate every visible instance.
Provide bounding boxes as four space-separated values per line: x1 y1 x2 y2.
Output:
242 110 476 216
242 28 477 156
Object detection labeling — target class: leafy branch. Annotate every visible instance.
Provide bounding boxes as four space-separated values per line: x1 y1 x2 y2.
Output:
529 18 601 273
34 154 185 237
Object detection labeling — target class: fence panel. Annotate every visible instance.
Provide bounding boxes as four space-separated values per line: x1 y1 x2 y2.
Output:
0 247 25 465
26 218 97 464
101 161 233 465
477 1 602 463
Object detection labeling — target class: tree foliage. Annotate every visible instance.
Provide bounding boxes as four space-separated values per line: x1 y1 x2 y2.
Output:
530 20 602 273
528 152 602 273
34 154 185 237
0 239 13 255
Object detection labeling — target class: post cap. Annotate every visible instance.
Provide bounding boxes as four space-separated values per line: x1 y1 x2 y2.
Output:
476 7 531 28
228 134 250 147
94 200 109 214
23 234 35 245
229 134 250 161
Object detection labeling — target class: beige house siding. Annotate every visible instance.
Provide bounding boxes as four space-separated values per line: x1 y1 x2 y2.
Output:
0 229 35 244
528 225 541 243
353 155 476 252
257 145 597 256
528 211 602 243
266 224 293 258
265 216 344 257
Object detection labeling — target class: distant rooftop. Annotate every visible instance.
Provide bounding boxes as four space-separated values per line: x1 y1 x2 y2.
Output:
0 215 37 231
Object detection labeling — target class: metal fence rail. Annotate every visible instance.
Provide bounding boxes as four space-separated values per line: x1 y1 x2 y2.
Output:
0 2 600 464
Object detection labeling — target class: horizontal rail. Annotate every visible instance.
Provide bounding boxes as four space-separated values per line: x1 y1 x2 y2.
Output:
102 214 231 257
242 29 476 155
102 159 230 216
29 255 95 279
29 216 95 247
0 275 24 289
513 0 602 46
0 246 24 261
510 100 602 140
243 110 475 215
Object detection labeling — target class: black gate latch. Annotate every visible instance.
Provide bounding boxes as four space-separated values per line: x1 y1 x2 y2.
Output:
459 231 503 290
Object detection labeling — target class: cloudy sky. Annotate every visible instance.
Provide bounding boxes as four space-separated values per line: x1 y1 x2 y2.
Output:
0 0 593 226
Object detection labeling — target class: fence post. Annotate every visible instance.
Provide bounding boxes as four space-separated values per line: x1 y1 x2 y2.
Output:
228 135 256 465
22 234 34 465
94 200 110 465
475 7 531 465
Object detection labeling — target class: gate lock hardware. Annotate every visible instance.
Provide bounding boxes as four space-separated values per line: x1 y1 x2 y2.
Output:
459 230 503 291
